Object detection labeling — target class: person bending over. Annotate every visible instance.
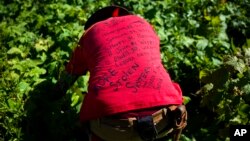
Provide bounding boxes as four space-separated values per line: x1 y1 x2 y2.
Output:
53 6 187 141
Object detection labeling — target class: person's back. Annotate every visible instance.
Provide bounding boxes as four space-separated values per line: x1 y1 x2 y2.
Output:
67 15 183 121
55 6 187 141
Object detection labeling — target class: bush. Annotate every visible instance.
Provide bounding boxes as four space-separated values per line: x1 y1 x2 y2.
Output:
0 0 249 140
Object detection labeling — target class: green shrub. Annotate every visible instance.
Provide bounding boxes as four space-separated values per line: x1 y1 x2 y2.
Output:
0 0 249 140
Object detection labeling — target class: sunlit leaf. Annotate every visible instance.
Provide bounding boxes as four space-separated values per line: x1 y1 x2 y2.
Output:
196 38 208 50
18 81 29 93
7 47 23 55
183 36 195 47
183 96 191 105
244 48 250 57
225 56 246 73
7 99 16 109
211 16 220 26
71 94 80 107
199 70 209 80
1 0 249 140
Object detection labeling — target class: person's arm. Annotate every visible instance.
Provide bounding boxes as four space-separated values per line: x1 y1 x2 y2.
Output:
51 71 79 100
51 45 88 100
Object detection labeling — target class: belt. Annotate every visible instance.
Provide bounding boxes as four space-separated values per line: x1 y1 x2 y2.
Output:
95 105 187 141
99 105 187 128
100 107 169 128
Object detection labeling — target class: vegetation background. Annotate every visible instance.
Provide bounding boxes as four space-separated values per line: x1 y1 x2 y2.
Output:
0 0 249 140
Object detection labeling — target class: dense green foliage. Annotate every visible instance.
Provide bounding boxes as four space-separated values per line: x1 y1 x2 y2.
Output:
0 0 249 140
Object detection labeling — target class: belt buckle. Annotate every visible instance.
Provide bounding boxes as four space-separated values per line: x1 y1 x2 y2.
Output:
152 108 167 124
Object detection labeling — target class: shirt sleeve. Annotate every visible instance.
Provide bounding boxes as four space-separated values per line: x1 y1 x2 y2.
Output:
66 45 88 75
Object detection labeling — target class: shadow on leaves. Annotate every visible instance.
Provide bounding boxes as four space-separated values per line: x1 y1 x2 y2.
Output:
22 79 85 141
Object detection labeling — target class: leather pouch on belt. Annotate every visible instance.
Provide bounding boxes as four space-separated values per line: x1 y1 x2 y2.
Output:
134 116 158 141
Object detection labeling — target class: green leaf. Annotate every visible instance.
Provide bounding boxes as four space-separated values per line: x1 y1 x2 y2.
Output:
18 81 29 93
242 84 250 103
35 38 53 52
7 99 16 109
29 67 46 76
212 57 222 66
200 67 229 88
242 84 250 95
12 64 24 72
238 103 250 117
183 36 195 47
225 56 246 73
199 70 209 80
9 71 20 81
211 16 220 26
196 38 208 50
244 48 250 58
183 96 191 105
7 47 23 55
218 31 228 41
71 94 80 107
203 83 214 91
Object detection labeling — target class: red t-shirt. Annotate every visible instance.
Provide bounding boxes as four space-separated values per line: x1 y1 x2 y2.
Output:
66 15 183 122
